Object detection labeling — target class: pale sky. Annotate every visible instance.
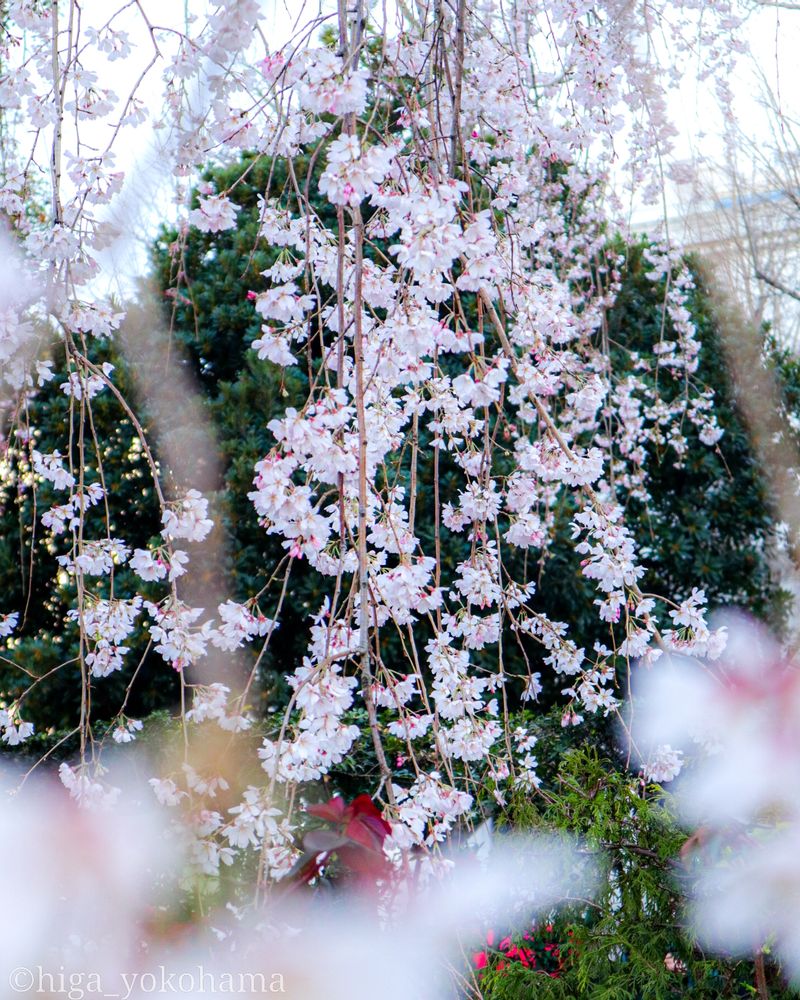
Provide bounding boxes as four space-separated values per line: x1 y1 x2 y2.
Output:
628 3 800 229
51 0 800 295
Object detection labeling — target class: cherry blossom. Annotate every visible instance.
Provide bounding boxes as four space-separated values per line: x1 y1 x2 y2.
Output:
0 0 760 929
188 193 241 233
160 489 214 542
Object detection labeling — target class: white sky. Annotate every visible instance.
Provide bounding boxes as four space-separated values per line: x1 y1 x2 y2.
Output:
629 4 800 228
73 0 301 297
41 0 800 295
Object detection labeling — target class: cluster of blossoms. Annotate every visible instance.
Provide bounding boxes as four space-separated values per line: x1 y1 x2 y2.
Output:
69 596 143 678
0 0 749 898
259 608 362 786
0 706 34 746
186 0 739 870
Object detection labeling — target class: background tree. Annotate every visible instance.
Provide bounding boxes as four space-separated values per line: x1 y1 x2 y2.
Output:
152 154 787 705
0 148 786 748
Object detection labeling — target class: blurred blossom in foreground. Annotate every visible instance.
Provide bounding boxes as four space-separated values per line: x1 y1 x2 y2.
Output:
691 825 800 980
0 765 595 999
632 613 800 823
0 229 39 394
0 768 180 985
632 614 800 976
235 837 597 1000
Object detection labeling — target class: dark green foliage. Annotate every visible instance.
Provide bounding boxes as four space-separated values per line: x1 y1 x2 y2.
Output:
0 336 180 731
477 744 799 999
150 158 786 707
608 243 779 622
154 155 317 385
527 241 786 678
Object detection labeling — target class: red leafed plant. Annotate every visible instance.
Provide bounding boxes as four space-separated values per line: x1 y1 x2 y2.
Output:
290 795 393 889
